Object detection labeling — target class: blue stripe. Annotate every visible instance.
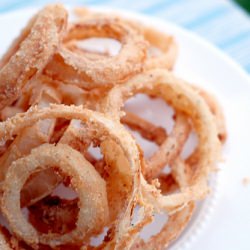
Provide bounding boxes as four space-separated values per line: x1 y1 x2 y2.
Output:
142 0 184 14
246 64 250 73
0 0 18 8
218 30 250 48
184 6 229 29
85 0 109 4
0 0 109 12
0 0 34 13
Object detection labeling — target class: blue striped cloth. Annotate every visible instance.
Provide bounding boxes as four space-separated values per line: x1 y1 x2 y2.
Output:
1 0 250 73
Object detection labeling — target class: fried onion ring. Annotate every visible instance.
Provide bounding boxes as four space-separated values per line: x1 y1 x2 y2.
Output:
73 8 177 71
0 104 142 249
44 18 147 89
0 84 62 209
103 69 221 212
1 143 109 247
0 4 67 110
102 74 190 181
0 5 226 249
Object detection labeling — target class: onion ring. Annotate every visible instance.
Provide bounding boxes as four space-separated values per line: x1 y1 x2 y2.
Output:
0 5 226 249
0 104 143 249
1 143 109 247
102 69 221 212
58 118 153 247
73 8 177 71
44 18 147 89
102 75 191 181
0 4 67 110
0 84 61 208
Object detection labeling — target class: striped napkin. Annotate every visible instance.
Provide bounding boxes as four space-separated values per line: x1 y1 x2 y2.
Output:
0 0 250 73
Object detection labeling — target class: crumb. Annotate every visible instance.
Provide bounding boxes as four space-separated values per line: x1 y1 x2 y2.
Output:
242 177 250 186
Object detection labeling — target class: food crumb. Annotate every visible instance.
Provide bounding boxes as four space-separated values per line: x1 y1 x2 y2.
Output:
242 177 250 187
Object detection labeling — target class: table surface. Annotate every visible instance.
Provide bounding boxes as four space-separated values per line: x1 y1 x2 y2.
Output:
0 0 250 74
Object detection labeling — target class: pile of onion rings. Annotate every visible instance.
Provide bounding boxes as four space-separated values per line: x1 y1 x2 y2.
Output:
0 4 226 250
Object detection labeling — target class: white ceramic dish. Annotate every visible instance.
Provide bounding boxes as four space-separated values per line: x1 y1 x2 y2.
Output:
0 5 250 250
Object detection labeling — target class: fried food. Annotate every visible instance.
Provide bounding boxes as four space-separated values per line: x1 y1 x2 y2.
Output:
0 4 67 110
44 18 148 90
0 82 62 207
0 5 226 250
74 8 178 71
1 143 109 247
0 105 144 249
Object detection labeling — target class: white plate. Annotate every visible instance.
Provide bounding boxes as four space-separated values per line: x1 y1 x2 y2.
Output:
0 6 250 250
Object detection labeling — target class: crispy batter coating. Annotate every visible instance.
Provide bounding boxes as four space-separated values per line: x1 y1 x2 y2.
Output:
0 5 226 250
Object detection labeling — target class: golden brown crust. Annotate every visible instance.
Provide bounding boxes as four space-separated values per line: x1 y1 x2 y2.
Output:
1 143 109 247
44 18 147 90
0 5 226 250
0 4 67 110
